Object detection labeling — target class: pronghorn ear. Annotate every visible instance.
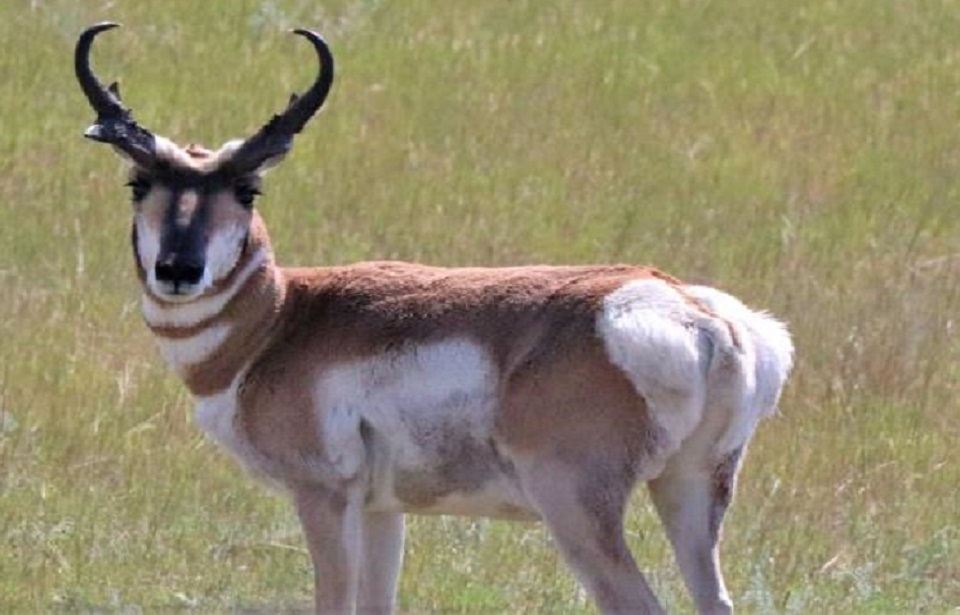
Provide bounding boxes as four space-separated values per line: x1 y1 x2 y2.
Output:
216 139 290 177
108 143 143 166
249 150 291 175
106 134 179 171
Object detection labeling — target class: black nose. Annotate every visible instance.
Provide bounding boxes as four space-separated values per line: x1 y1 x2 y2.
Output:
155 256 205 286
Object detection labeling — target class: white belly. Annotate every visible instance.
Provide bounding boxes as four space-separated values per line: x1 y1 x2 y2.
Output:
315 338 536 519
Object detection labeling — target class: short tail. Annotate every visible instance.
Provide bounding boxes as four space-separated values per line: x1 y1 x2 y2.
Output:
689 286 794 453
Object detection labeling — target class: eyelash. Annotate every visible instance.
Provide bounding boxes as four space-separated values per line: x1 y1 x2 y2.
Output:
234 184 262 207
126 178 151 202
123 179 261 207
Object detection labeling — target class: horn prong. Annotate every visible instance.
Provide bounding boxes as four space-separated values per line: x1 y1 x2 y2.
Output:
227 28 335 174
75 22 156 166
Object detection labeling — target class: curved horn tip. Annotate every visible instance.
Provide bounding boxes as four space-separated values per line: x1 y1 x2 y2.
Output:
83 22 122 36
291 28 326 43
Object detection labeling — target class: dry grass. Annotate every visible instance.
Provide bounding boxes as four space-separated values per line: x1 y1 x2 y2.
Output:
1 0 958 612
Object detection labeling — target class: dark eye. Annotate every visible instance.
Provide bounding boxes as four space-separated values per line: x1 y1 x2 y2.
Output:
234 183 261 208
126 178 151 202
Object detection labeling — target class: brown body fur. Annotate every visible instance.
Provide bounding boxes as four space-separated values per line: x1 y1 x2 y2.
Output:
146 217 678 503
77 23 792 612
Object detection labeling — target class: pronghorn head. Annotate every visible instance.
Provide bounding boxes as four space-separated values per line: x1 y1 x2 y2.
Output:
75 23 333 301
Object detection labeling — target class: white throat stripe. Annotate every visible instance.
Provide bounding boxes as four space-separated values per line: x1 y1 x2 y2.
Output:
142 248 269 328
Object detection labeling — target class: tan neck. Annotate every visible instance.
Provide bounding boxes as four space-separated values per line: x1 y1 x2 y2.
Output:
141 214 286 397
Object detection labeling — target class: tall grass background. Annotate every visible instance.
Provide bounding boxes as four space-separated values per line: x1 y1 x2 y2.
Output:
1 0 958 612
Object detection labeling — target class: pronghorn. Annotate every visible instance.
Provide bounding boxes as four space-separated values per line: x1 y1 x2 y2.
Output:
76 22 793 615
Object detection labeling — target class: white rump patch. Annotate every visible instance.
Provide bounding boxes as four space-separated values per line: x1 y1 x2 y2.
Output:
598 278 794 463
597 279 711 450
685 285 794 452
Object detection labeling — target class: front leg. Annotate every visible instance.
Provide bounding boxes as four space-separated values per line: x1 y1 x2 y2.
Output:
293 483 364 615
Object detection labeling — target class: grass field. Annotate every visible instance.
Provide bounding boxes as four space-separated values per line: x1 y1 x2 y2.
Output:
2 0 959 612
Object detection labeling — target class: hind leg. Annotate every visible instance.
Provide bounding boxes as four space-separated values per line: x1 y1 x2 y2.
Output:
647 447 743 615
357 512 405 615
517 457 665 615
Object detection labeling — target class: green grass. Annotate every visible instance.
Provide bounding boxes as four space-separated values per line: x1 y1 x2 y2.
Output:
2 0 959 612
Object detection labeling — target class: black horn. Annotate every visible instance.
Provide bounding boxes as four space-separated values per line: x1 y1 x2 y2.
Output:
75 22 157 167
227 29 335 174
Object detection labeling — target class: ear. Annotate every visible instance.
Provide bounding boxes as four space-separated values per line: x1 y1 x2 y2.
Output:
214 139 290 177
109 144 141 166
251 150 290 174
110 134 187 170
